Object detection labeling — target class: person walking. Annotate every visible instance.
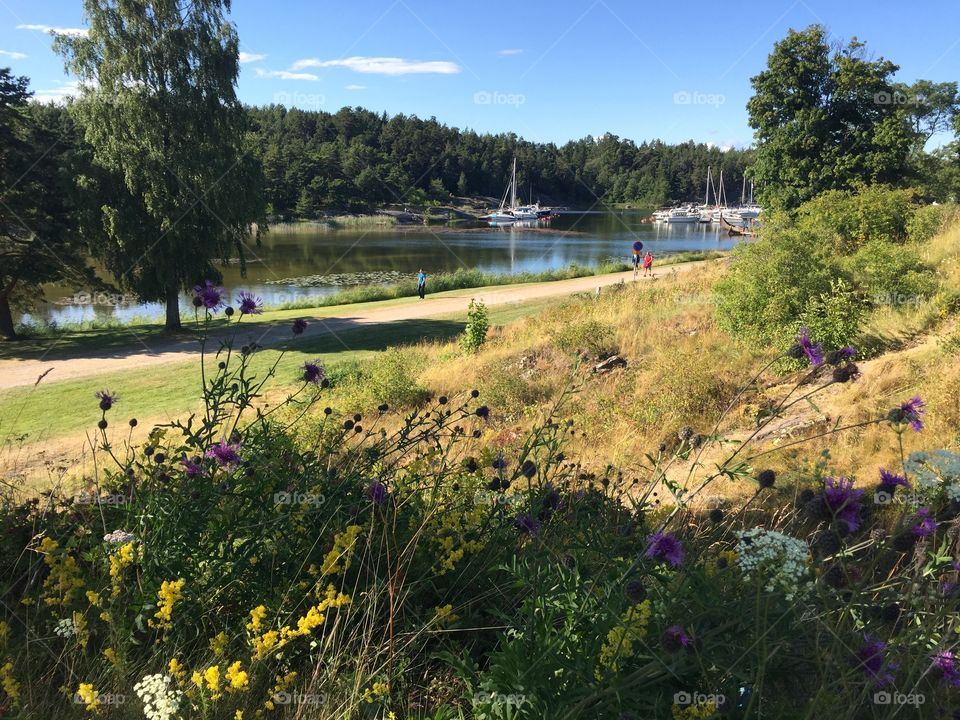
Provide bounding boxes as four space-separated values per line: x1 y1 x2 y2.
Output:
417 268 426 299
642 251 653 277
631 240 643 280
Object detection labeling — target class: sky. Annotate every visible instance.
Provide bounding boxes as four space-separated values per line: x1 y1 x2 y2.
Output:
1 0 959 148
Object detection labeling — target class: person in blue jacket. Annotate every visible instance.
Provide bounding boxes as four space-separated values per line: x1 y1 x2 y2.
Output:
417 269 426 299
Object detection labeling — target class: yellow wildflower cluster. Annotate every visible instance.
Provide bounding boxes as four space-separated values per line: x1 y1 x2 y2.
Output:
361 680 390 704
249 586 351 660
596 600 653 676
433 604 460 626
37 537 84 608
263 671 298 711
149 579 185 631
168 658 186 682
76 682 99 711
1 661 20 705
209 631 229 657
225 661 249 691
191 664 222 699
72 612 90 649
433 506 485 575
320 525 364 576
672 700 719 719
109 542 136 598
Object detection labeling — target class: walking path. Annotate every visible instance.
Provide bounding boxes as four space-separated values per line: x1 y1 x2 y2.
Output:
0 261 709 390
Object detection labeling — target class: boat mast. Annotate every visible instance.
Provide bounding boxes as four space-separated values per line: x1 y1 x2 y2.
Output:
717 170 725 208
741 175 746 205
704 166 712 206
511 157 517 209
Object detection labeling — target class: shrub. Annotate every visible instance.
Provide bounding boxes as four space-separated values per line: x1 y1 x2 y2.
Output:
549 318 618 358
460 299 489 353
907 203 956 244
794 185 917 254
365 347 430 408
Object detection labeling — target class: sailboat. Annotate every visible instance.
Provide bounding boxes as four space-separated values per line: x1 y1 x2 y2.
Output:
698 167 717 223
486 158 519 224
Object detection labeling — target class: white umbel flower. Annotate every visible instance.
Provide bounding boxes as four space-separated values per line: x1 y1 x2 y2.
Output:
133 673 182 720
53 617 76 638
736 527 811 601
905 450 960 503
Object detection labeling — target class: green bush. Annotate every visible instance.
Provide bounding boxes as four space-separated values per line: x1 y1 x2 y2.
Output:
907 203 957 243
549 318 618 358
460 299 489 353
799 277 865 350
793 186 916 254
844 239 934 306
365 347 430 408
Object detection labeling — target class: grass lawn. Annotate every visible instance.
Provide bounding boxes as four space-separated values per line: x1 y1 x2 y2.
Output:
0 299 554 445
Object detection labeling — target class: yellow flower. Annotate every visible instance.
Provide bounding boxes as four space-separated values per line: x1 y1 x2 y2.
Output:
0 662 20 704
263 671 297 711
168 658 185 681
149 579 185 631
235 712 244 720
85 591 102 607
109 542 136 598
209 631 229 657
361 680 389 704
103 647 119 668
246 605 267 633
76 682 99 711
0 621 9 649
433 604 459 626
202 664 222 698
36 537 84 607
225 661 249 691
672 700 718 719
320 525 364 576
596 600 653 677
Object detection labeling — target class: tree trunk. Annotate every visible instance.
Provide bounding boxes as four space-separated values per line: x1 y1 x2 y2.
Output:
164 283 182 331
0 294 17 340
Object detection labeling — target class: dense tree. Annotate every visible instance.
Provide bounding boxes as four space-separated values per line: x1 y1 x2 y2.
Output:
0 69 94 340
57 0 266 331
747 25 916 209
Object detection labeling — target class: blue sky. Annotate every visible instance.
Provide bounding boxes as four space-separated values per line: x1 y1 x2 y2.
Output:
2 0 959 148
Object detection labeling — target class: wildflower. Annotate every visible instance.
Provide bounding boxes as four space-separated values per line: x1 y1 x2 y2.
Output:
235 291 263 315
645 531 684 568
181 455 205 478
202 665 222 698
225 661 249 691
75 683 99 711
911 507 938 537
366 481 388 504
931 650 960 688
302 360 325 385
209 631 229 657
492 454 508 471
291 318 308 335
514 512 542 535
246 605 267 633
149 579 185 631
708 508 725 523
167 658 185 681
736 528 811 600
134 673 183 720
832 363 860 383
624 579 647 603
756 469 776 488
878 468 909 496
521 459 537 478
823 477 864 532
205 441 242 468
95 390 118 411
0 661 19 705
433 604 460 625
857 635 896 687
320 525 364 576
888 396 926 432
597 600 652 675
677 426 695 443
826 346 857 365
791 326 824 366
103 529 134 544
475 405 490 420
661 625 693 653
109 541 136 598
193 280 225 312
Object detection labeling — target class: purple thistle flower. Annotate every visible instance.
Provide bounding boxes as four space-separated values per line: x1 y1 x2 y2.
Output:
796 326 824 366
181 455 205 478
823 477 864 532
95 390 118 411
302 360 325 385
858 635 897 687
193 281 225 312
291 318 308 335
900 396 926 432
662 625 693 653
236 291 263 316
514 512 542 535
645 531 684 568
911 507 938 537
878 468 910 494
931 650 960 688
492 453 508 472
205 440 241 468
366 481 388 504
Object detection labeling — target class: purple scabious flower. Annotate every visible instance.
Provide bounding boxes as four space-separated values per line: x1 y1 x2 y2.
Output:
181 455 205 478
645 531 684 568
236 291 263 315
911 507 938 537
95 390 118 411
291 318 308 335
858 635 897 687
899 396 926 432
878 468 910 495
931 650 960 688
662 625 693 653
823 477 864 532
492 453 508 472
302 360 325 385
795 326 824 366
366 481 388 504
205 440 241 468
193 281 225 312
514 512 542 535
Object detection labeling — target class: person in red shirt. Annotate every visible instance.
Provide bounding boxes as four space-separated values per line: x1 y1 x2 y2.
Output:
642 251 653 277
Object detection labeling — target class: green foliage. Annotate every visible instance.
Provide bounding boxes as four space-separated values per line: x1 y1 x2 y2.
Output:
843 239 934 304
460 299 489 353
907 203 956 243
793 186 916 253
364 347 430 408
549 318 618 357
799 277 865 350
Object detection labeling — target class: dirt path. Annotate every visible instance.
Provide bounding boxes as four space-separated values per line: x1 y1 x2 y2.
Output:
0 262 708 390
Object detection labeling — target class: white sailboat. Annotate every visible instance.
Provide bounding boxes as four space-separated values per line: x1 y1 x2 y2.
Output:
487 158 518 224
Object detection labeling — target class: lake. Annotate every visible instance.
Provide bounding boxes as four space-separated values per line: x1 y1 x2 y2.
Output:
26 211 739 326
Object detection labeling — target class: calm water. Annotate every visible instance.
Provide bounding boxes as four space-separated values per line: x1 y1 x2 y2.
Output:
27 211 738 325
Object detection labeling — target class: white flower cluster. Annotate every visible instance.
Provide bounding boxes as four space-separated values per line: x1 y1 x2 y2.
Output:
133 674 182 720
905 450 960 503
736 528 811 601
104 530 135 544
53 617 76 638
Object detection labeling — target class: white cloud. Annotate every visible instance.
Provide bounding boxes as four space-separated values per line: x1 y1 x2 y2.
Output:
17 23 88 37
255 68 319 81
0 50 28 60
291 56 460 76
497 49 523 56
238 52 266 64
32 80 82 104
345 84 366 90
